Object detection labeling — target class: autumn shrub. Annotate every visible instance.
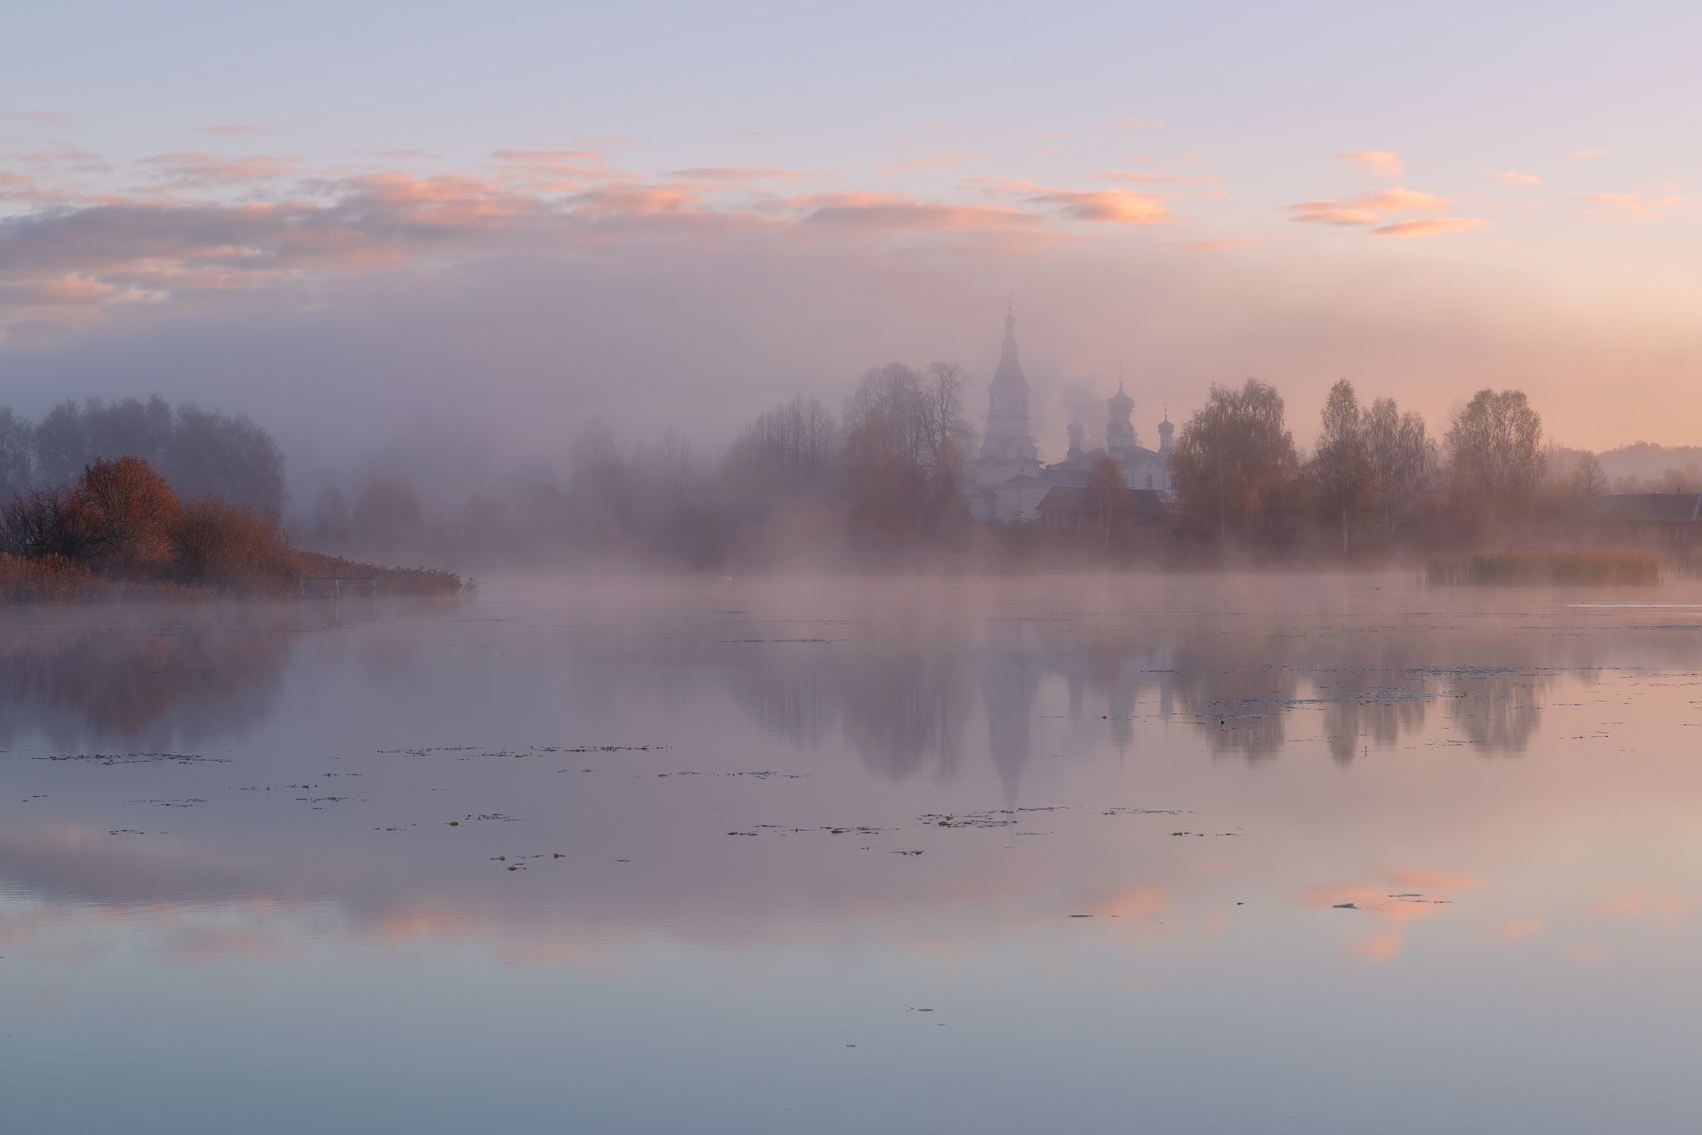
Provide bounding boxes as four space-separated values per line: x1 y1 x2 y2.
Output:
0 552 89 603
171 494 299 590
1 486 98 559
76 456 182 570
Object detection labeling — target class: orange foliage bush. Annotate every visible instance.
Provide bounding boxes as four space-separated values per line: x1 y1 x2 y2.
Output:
171 494 299 590
77 456 182 569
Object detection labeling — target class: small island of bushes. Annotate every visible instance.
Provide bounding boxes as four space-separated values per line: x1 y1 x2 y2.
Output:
0 456 460 604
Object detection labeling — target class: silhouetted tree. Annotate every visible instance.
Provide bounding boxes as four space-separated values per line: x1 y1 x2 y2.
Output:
1445 389 1544 530
353 477 423 547
1 486 96 559
1087 455 1125 549
1307 380 1372 554
0 409 30 496
162 403 287 511
311 487 350 543
1571 452 1608 499
1360 396 1435 540
1171 378 1299 541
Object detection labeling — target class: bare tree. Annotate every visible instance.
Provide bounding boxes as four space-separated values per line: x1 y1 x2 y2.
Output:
1170 379 1299 540
1309 380 1369 554
1086 455 1126 549
1571 452 1609 499
1445 389 1545 527
0 408 31 495
1361 396 1435 541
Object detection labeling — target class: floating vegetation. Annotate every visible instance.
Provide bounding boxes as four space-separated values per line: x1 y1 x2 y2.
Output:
42 752 228 765
1426 552 1660 587
1102 807 1192 817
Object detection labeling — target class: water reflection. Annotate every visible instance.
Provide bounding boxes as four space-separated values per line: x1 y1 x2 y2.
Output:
5 578 1702 1135
0 600 437 751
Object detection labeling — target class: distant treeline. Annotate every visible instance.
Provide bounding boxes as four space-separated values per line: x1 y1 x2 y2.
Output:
0 395 286 512
309 361 979 568
297 366 1693 570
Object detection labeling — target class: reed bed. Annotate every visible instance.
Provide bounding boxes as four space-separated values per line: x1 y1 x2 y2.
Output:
1426 551 1660 587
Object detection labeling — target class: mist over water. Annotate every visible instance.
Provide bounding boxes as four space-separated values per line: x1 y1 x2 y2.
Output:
4 573 1701 1133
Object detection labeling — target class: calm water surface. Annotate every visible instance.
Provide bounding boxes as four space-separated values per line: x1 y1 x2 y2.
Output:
4 574 1701 1133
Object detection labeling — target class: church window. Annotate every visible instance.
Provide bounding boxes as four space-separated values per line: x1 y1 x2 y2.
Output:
1146 474 1153 488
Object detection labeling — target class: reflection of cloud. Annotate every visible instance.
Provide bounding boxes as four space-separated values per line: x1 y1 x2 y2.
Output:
1591 887 1684 926
1500 918 1542 940
1304 870 1484 961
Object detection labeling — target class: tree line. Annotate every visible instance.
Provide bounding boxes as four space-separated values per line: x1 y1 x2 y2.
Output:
1169 377 1622 553
0 396 287 512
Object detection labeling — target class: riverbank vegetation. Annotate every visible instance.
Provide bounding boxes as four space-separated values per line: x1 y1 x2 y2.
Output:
1 455 459 605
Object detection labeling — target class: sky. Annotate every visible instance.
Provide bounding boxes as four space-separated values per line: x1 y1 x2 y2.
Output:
3 0 1700 481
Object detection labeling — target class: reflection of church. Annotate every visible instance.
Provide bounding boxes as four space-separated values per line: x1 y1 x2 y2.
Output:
968 308 1174 523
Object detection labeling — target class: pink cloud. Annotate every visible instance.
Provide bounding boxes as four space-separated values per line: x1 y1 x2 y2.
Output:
14 144 110 172
1575 189 1686 219
196 124 273 137
568 183 702 217
344 171 542 225
0 109 70 125
1025 186 1171 224
1500 919 1542 940
1338 151 1402 178
138 151 302 186
487 149 616 192
876 152 983 175
1373 216 1489 237
665 166 812 183
1088 170 1214 184
1287 186 1477 235
788 191 1040 232
1490 170 1543 187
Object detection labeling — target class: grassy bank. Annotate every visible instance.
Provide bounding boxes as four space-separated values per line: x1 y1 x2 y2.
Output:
1425 551 1660 587
1 549 462 605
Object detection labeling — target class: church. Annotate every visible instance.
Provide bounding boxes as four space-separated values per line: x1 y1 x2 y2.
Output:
967 308 1174 523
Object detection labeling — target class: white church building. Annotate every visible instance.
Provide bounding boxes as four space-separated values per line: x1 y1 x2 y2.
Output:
968 308 1174 522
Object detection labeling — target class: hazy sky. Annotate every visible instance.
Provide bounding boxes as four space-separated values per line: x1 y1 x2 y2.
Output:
3 0 1700 466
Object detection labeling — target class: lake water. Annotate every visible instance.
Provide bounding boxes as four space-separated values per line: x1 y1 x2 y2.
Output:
4 574 1702 1133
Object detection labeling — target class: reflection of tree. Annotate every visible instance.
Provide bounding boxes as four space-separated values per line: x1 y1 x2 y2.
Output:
1171 632 1301 762
720 645 972 779
840 650 971 779
0 606 383 750
981 624 1041 801
1447 673 1545 753
1315 672 1430 764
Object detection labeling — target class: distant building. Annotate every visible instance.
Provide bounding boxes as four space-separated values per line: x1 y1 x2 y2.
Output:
1570 493 1702 547
967 308 1174 522
1036 486 1169 529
